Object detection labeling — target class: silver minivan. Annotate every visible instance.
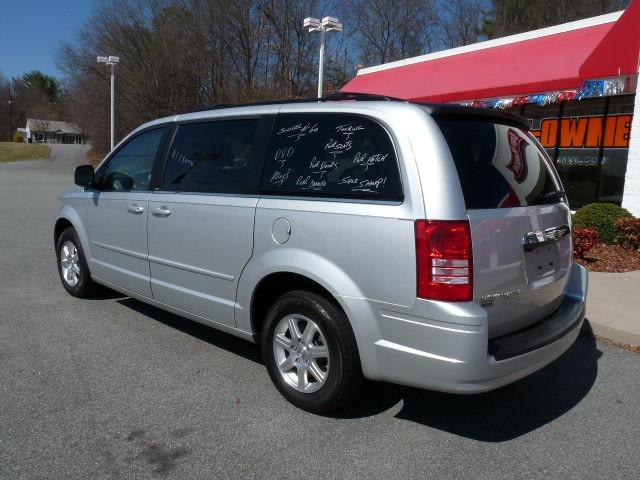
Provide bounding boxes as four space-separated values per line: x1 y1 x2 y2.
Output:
55 94 587 412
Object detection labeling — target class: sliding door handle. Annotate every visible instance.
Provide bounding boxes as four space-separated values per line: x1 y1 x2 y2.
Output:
151 206 172 218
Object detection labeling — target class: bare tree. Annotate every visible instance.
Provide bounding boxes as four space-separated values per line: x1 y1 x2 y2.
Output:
439 0 487 48
57 0 440 150
257 0 319 98
485 0 629 38
57 0 633 153
59 0 202 149
344 0 438 66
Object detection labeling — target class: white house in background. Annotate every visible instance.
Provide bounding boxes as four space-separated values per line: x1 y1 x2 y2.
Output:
25 118 85 144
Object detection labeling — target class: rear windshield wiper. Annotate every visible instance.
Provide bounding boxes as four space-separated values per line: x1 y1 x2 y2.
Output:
539 190 566 201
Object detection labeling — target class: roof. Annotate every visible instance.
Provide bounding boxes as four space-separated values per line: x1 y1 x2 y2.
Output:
127 94 529 152
173 92 529 128
26 118 82 134
181 92 406 114
342 2 640 103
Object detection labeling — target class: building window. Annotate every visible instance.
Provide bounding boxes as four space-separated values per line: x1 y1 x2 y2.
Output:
555 98 606 208
524 103 561 160
523 94 633 208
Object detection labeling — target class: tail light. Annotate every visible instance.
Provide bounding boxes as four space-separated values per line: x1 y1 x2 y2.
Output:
415 220 473 301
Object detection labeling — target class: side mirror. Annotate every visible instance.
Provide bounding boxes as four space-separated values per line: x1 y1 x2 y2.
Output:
74 165 95 187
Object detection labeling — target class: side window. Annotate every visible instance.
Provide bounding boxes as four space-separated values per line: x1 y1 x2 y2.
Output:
162 119 260 194
260 113 402 200
98 127 166 191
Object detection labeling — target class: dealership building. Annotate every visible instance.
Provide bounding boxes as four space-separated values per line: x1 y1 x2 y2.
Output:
342 1 640 215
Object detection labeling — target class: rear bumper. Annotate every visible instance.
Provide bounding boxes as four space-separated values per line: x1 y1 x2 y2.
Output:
345 263 588 393
488 296 584 361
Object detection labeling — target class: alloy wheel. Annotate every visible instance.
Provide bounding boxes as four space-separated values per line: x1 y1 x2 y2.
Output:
60 241 80 287
272 314 330 393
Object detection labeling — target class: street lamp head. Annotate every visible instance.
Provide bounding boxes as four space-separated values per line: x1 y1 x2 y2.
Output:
97 55 120 65
321 16 342 32
304 15 342 32
321 16 339 24
303 17 321 31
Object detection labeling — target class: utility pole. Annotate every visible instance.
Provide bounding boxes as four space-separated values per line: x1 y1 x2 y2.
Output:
97 55 120 150
303 17 343 98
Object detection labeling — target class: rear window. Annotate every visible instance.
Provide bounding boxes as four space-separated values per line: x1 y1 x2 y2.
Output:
260 113 402 200
436 118 563 209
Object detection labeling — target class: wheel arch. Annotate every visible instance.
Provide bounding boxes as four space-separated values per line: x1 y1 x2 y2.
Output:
54 206 92 262
236 250 382 377
250 271 347 337
54 217 74 245
246 266 384 397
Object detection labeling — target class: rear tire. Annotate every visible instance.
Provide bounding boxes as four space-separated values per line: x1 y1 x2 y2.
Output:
261 290 363 413
56 227 97 298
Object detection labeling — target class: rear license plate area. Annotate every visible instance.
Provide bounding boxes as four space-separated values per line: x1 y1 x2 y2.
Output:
525 244 561 283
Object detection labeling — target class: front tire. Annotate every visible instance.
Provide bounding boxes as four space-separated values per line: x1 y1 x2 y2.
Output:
261 290 363 413
56 227 97 298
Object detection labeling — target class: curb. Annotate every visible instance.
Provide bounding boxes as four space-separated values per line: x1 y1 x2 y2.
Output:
583 318 640 347
585 270 640 348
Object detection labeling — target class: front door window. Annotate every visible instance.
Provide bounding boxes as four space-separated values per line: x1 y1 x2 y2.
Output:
97 128 166 191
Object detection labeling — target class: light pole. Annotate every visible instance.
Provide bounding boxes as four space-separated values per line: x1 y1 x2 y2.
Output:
8 81 12 142
303 16 342 98
97 55 120 150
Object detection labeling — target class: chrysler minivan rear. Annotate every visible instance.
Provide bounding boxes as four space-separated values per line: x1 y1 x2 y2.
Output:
368 106 587 393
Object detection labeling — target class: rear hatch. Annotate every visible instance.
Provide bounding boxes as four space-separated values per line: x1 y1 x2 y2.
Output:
435 114 572 338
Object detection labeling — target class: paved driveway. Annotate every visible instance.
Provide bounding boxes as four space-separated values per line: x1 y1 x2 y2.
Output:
1 145 639 479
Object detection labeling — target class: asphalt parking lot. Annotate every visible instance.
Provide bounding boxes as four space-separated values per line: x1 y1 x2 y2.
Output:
1 145 639 479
